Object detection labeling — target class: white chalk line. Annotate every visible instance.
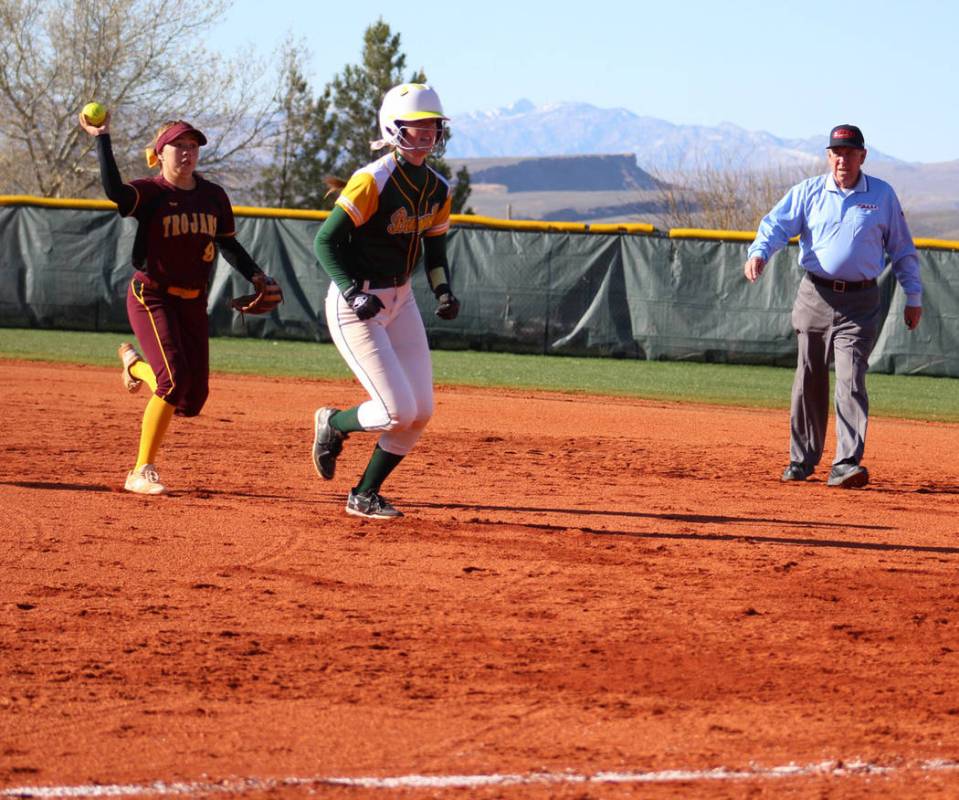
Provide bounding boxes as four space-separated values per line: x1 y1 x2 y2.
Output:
4 759 959 797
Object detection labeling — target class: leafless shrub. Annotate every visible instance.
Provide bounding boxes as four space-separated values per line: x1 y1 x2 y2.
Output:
0 0 285 198
651 153 825 231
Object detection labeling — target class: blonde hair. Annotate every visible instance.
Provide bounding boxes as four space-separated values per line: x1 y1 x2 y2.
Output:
144 119 191 169
323 175 347 199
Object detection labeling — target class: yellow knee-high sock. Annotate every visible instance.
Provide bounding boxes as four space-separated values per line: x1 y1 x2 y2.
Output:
135 395 175 469
130 360 158 392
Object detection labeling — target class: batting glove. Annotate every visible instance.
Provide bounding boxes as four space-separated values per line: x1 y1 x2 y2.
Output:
343 285 384 321
435 291 460 321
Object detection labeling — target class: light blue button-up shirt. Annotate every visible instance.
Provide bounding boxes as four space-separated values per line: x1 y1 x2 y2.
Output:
748 172 922 305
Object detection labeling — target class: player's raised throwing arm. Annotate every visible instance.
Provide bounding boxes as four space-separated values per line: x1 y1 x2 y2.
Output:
78 111 137 215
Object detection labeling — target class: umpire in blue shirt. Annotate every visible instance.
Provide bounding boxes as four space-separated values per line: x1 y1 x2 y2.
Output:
744 124 922 489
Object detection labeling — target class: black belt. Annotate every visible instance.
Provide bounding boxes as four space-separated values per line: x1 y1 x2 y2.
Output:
806 273 877 293
366 275 409 290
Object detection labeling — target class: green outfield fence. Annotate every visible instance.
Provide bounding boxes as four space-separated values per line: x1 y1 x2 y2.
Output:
2 196 957 377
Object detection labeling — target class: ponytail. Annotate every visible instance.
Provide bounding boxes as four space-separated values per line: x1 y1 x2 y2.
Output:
323 175 347 199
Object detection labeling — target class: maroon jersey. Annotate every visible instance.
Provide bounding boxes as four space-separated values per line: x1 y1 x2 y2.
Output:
126 174 236 290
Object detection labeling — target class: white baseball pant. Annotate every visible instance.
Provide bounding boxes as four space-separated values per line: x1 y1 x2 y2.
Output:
325 281 434 456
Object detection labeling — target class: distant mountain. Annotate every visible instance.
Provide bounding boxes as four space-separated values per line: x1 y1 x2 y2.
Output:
443 101 959 235
447 100 903 172
448 154 661 192
445 153 959 234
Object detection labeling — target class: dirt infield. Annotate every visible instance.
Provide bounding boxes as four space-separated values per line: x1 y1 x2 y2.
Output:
2 359 958 799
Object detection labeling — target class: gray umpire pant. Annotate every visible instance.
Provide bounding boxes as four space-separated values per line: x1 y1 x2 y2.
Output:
789 275 881 470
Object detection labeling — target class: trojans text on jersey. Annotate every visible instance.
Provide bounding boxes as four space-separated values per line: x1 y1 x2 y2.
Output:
162 212 219 238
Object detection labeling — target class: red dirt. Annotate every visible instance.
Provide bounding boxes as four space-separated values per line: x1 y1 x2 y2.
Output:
2 359 958 799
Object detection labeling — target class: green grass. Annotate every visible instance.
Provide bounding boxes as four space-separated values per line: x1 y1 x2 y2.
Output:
2 327 957 422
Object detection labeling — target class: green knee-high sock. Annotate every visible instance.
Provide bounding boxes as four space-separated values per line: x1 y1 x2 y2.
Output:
355 445 405 493
330 407 364 434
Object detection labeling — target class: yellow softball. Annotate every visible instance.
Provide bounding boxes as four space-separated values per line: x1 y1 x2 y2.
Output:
82 102 107 126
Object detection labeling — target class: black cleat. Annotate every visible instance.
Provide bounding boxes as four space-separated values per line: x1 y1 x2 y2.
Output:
781 462 813 482
312 407 346 480
827 463 869 489
345 490 404 519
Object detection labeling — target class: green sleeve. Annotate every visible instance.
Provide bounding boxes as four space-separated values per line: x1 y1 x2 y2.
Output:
314 205 356 294
423 234 452 297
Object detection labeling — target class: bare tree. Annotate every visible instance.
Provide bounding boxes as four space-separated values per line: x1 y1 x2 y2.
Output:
0 0 284 198
651 155 825 231
252 39 322 208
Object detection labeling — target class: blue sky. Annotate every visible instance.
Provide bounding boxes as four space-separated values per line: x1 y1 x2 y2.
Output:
210 0 957 164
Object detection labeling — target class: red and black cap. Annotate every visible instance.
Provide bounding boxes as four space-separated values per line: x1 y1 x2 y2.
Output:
828 124 865 150
155 121 207 155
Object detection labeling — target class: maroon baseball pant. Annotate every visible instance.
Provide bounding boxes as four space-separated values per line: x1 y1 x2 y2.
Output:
127 279 210 417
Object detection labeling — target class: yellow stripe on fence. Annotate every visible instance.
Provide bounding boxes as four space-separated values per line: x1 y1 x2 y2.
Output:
668 228 758 241
3 196 957 248
914 238 959 251
232 206 330 220
0 195 116 210
449 214 657 234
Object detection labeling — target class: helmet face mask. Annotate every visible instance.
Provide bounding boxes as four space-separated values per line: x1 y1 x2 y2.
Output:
391 120 449 155
375 83 449 156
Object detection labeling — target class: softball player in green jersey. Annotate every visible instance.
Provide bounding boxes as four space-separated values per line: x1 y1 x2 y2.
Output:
312 83 461 519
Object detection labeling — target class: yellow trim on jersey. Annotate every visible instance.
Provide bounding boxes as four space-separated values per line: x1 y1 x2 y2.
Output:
425 194 453 237
126 184 141 216
386 157 421 212
336 171 381 227
387 163 427 274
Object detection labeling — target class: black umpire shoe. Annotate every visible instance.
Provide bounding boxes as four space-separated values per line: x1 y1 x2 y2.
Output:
827 463 869 489
312 407 346 480
345 489 404 519
781 462 813 482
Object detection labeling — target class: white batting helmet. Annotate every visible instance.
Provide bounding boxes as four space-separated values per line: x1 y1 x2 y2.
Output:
373 83 449 153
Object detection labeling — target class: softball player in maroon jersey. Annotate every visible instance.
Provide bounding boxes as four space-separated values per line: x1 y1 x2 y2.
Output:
312 83 460 519
79 112 278 495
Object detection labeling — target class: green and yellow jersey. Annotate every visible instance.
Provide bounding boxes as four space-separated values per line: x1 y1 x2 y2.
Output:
315 152 453 295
